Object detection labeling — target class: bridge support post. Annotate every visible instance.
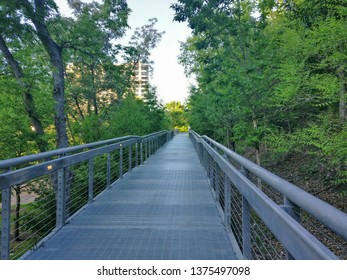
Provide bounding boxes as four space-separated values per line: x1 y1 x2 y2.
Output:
200 144 204 166
56 168 67 229
120 144 123 178
224 176 232 229
88 159 94 203
240 167 252 259
1 168 11 260
199 143 203 163
149 139 152 156
135 143 138 167
207 155 213 183
215 165 220 203
282 197 300 260
159 134 163 147
242 196 252 259
144 141 148 160
128 144 132 172
106 153 111 189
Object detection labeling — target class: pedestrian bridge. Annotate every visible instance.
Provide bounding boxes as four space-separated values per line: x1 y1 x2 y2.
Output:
1 131 346 260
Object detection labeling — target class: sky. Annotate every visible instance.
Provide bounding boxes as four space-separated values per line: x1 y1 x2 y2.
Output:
57 0 193 104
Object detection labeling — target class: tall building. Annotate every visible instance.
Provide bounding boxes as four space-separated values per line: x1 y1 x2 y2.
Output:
133 61 149 98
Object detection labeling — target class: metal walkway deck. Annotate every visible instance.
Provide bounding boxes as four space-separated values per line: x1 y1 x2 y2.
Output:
25 134 236 260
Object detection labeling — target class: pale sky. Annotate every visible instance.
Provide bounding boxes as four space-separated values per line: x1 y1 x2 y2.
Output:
57 0 193 104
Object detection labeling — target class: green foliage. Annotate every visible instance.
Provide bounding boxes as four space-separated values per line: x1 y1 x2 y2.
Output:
173 0 347 192
165 101 189 132
143 85 171 131
106 95 150 136
128 18 165 65
0 77 43 158
0 0 172 260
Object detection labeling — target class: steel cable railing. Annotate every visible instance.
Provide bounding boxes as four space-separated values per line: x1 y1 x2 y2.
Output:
0 130 173 260
189 130 347 260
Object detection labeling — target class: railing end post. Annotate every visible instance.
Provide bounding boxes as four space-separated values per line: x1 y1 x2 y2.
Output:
56 168 67 230
1 178 11 260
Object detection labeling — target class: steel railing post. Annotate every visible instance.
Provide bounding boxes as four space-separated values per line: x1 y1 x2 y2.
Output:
224 175 232 229
1 168 11 260
207 155 212 180
135 143 138 167
145 141 148 160
128 144 132 172
119 144 123 178
56 168 66 229
242 196 252 259
140 142 143 164
149 139 152 156
198 143 203 162
215 164 220 203
211 161 215 191
283 197 300 260
240 166 252 259
148 140 150 157
106 153 111 189
88 159 94 203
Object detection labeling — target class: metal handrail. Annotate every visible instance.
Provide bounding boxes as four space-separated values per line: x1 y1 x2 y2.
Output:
189 130 347 260
199 133 347 241
0 131 168 170
1 130 173 259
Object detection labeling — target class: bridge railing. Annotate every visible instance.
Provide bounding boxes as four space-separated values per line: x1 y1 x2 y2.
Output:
189 130 347 260
0 130 173 260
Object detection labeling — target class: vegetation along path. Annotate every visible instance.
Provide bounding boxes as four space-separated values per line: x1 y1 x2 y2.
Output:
25 134 236 260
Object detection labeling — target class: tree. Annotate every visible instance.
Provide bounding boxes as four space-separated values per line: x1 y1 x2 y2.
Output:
106 94 150 137
0 3 49 152
65 15 165 143
128 18 165 66
165 101 188 132
143 85 171 132
173 0 277 165
16 0 68 148
0 0 132 148
173 0 347 190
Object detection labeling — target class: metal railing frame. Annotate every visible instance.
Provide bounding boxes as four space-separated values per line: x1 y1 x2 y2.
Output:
0 130 173 260
189 130 347 260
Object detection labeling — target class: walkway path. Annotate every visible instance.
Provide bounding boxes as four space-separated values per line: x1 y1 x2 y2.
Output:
26 134 236 260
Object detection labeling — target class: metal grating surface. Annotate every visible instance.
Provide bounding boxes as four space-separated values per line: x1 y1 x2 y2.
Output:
25 134 236 260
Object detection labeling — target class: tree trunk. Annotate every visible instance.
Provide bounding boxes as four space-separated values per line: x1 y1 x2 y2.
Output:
29 0 69 149
91 60 98 115
252 109 262 189
226 126 236 151
0 35 48 152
